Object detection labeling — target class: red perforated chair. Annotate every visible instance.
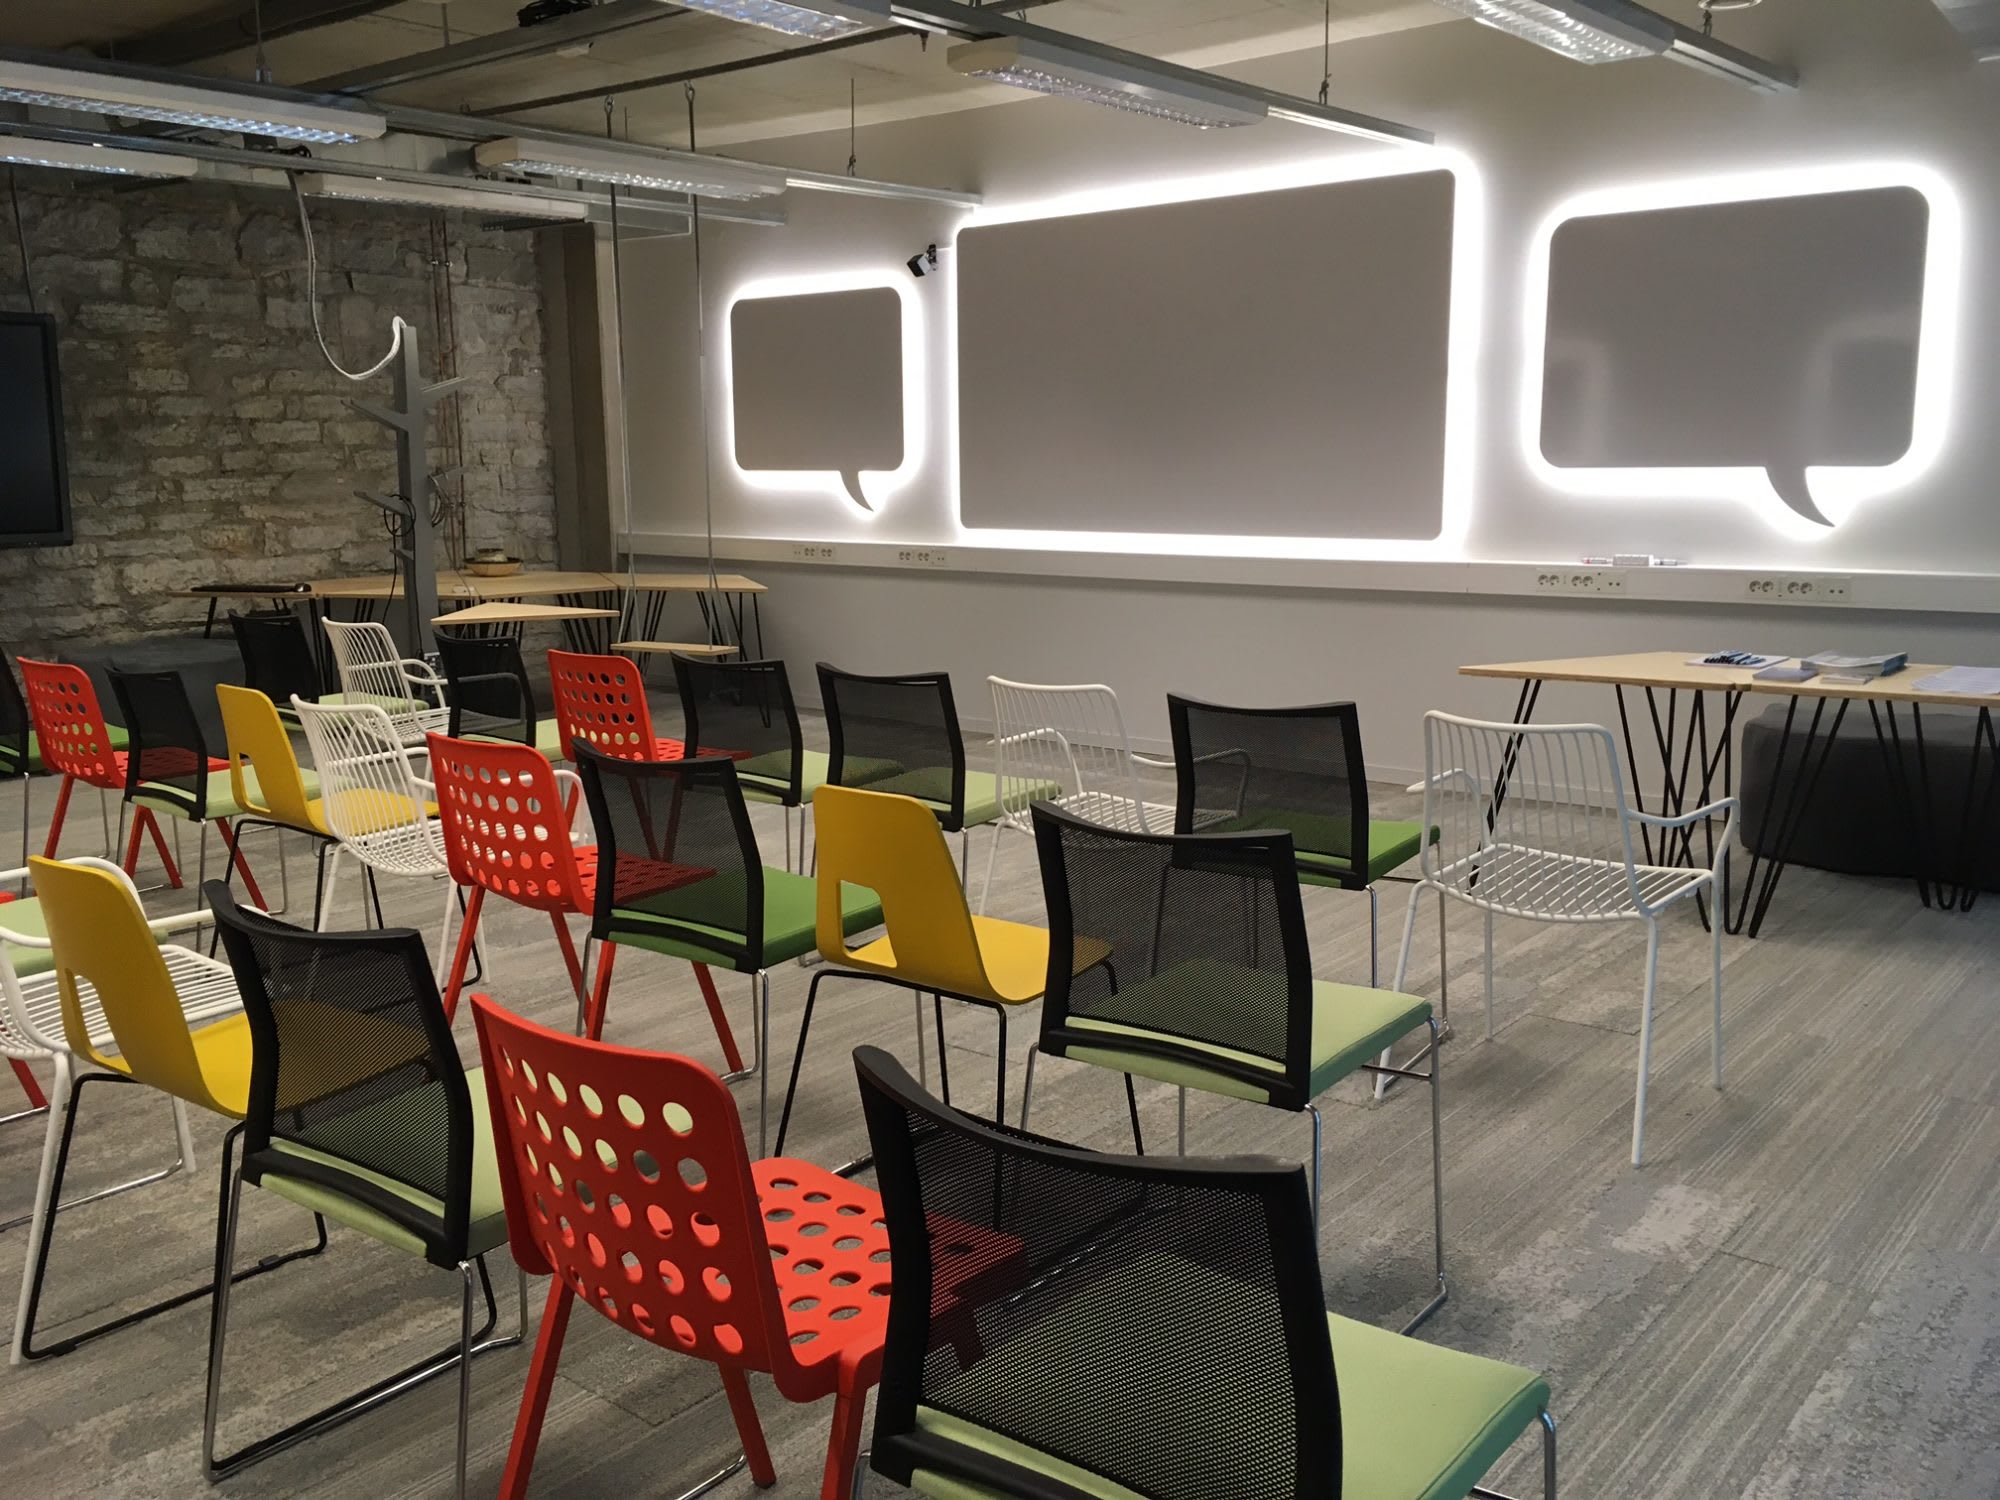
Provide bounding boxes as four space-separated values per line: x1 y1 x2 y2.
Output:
19 658 179 882
547 649 686 764
471 995 889 1500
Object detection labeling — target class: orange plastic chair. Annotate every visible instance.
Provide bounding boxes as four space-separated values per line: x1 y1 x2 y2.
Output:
471 995 889 1500
547 649 685 764
19 658 178 882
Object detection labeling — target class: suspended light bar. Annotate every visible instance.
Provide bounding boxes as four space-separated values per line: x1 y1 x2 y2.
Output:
297 172 588 221
1663 27 1799 91
473 136 788 200
946 37 1267 129
0 57 386 143
667 0 893 39
0 132 197 178
1429 0 1674 62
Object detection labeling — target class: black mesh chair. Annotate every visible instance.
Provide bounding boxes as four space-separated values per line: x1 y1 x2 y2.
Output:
229 609 324 716
1024 803 1445 1327
673 653 807 870
1169 695 1433 987
201 882 522 1493
0 661 37 874
856 1046 1557 1500
572 744 883 1151
433 632 563 760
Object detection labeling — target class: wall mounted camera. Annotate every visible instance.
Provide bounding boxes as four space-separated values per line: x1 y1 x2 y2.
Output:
906 244 938 278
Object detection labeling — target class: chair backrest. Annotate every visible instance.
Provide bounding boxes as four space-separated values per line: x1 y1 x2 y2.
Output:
470 994 803 1377
207 881 475 1268
1032 801 1314 1110
1418 711 1642 917
988 677 1150 834
673 654 802 802
0 659 32 778
229 609 321 707
1167 696 1371 883
109 667 213 820
323 619 437 716
854 1045 1340 1500
294 699 441 861
29 854 230 1111
548 648 660 763
217 684 319 833
435 632 538 746
817 663 968 830
426 731 588 913
19 657 122 787
574 746 764 969
812 784 992 996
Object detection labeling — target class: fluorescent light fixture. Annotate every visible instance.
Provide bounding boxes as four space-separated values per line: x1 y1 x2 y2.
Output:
946 37 1267 129
0 58 385 143
1663 30 1799 92
0 133 196 178
1431 0 1674 62
669 0 892 38
297 171 586 221
473 136 787 200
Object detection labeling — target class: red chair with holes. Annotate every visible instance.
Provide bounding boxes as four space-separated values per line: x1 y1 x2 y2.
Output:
548 649 686 764
471 995 889 1500
19 658 179 881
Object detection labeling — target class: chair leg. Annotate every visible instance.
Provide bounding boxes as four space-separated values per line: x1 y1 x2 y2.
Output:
434 874 461 990
214 818 266 910
441 886 486 1022
7 1055 46 1113
583 941 618 1041
97 783 113 858
1468 1407 1557 1500
1018 1043 1038 1129
932 995 952 1107
1401 1017 1449 1336
18 773 30 890
455 1261 476 1500
775 970 828 1158
1367 882 1380 987
1176 1086 1188 1154
913 989 929 1089
1 1072 189 1237
1484 906 1496 1041
992 1005 1008 1124
976 817 1003 916
719 1366 776 1486
818 1383 868 1500
1632 919 1661 1168
41 773 73 859
1378 881 1439 1103
1124 1075 1144 1154
500 1279 576 1500
1710 873 1726 1090
550 911 586 1001
1304 1101 1323 1231
754 970 772 1155
693 962 747 1075
318 844 345 932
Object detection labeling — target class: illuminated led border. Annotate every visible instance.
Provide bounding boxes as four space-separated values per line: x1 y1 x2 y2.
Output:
1522 162 1964 541
720 270 925 514
949 148 1483 561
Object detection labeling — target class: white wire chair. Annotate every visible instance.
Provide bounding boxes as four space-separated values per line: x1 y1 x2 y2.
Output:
320 619 450 746
1390 711 1736 1166
292 698 478 983
980 677 1176 913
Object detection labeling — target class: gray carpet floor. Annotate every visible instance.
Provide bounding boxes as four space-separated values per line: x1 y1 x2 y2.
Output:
0 717 1995 1500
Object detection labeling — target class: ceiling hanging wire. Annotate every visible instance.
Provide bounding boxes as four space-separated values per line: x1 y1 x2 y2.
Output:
1318 0 1332 105
686 82 720 602
847 79 859 176
603 94 643 633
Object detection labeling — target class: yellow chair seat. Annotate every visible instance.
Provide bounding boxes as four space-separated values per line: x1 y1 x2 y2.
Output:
845 915 1052 1006
134 766 322 824
86 1010 254 1117
313 788 438 836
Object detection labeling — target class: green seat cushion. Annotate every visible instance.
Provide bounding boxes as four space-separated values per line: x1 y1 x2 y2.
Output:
858 768 1059 830
0 724 131 777
738 749 904 806
907 1257 1548 1500
256 1064 508 1261
607 865 884 971
468 719 567 760
0 896 54 980
1207 809 1436 886
134 765 320 822
1059 958 1430 1104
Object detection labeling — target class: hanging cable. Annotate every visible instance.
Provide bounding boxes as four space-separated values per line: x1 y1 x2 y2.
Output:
252 0 272 84
686 82 718 600
1318 0 1332 105
603 96 643 631
847 79 858 177
290 174 406 382
8 169 34 315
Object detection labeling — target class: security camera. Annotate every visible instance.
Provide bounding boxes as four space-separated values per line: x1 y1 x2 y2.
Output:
906 244 938 278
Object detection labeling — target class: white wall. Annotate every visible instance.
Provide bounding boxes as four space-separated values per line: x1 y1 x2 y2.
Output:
616 0 2000 773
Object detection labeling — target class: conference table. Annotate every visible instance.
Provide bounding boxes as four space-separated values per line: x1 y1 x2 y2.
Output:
1462 652 2000 936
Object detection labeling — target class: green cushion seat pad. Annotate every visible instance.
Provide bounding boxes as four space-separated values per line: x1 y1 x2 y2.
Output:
0 896 54 980
1205 809 1436 886
0 724 132 777
906 1255 1547 1500
738 749 905 806
469 719 568 760
134 765 321 822
858 768 1061 829
1058 958 1430 1105
607 865 885 971
255 1064 508 1261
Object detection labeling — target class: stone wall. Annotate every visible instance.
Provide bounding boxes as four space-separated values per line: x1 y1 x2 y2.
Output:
0 174 559 655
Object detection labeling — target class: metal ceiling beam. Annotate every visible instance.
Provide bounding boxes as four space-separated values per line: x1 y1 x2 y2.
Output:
104 0 405 69
309 0 691 96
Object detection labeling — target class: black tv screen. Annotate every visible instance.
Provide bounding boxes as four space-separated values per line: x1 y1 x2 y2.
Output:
0 312 71 548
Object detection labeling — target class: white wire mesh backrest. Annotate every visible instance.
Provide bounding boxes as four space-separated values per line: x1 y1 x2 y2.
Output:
293 698 444 867
1421 711 1646 919
989 677 1151 834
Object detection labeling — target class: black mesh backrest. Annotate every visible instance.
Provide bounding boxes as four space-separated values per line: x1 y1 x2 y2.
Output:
435 632 537 745
1169 696 1371 889
817 662 968 830
109 667 211 821
230 609 322 706
1033 802 1314 1110
206 881 474 1269
574 744 766 970
856 1046 1341 1500
0 661 29 778
674 654 804 804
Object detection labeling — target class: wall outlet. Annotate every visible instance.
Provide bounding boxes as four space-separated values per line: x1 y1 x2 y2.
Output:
896 547 950 568
790 542 838 562
1744 573 1853 605
1535 568 1612 594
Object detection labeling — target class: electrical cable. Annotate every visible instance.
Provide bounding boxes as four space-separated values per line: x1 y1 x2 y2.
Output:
289 173 407 382
686 83 719 602
8 168 33 314
603 97 642 637
1318 0 1331 106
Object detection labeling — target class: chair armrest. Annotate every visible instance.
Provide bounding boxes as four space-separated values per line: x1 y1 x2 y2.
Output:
1407 767 1479 797
1627 796 1737 831
1130 752 1176 769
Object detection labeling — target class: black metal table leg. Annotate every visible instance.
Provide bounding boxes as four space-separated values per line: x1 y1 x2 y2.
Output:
1736 696 1849 938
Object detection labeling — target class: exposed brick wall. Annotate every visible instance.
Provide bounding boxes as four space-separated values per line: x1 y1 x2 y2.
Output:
0 175 558 654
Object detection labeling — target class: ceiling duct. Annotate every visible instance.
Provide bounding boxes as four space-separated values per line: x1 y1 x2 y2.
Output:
1929 0 2000 57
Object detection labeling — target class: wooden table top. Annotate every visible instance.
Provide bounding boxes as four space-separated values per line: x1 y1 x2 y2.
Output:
1463 651 1995 708
612 640 738 657
434 602 621 627
623 572 767 594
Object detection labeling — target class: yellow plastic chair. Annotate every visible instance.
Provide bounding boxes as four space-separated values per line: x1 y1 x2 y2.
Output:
217 684 329 922
774 784 1052 1166
11 855 324 1363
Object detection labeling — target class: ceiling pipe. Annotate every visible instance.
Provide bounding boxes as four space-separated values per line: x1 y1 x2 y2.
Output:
105 0 406 70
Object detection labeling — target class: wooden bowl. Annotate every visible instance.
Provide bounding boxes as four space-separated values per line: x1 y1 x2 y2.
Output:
465 557 523 578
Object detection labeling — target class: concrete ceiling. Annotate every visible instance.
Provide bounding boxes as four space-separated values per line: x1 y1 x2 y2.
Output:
5 0 1455 147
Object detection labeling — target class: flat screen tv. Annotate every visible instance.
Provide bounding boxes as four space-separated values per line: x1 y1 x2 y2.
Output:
0 311 71 549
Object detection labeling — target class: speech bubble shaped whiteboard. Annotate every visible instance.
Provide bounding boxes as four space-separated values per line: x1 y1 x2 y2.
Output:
1523 164 1962 539
724 275 922 513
